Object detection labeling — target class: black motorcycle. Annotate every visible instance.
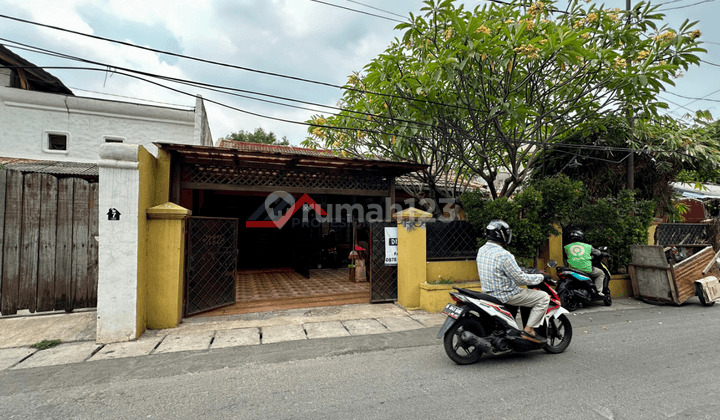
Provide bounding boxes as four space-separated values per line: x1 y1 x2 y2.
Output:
438 265 572 365
556 246 612 311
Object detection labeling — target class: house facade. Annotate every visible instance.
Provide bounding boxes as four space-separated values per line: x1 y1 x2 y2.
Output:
0 44 213 163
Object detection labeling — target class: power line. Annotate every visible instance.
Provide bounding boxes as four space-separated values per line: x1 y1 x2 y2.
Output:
657 0 716 11
308 0 405 22
343 0 408 19
1 39 441 131
701 59 720 67
664 91 720 103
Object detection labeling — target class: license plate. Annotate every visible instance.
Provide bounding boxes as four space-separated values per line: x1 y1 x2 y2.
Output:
442 303 463 319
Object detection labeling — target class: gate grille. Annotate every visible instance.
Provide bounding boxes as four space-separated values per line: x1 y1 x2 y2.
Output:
369 221 397 303
427 220 479 260
185 217 238 316
655 223 710 247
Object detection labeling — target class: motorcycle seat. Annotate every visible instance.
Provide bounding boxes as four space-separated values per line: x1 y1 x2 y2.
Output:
557 266 593 277
453 288 503 305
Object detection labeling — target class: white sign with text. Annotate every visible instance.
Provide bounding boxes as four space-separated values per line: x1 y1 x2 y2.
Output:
384 227 398 266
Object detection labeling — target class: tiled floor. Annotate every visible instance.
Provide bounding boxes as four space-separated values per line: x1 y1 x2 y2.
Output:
193 267 371 317
236 267 369 301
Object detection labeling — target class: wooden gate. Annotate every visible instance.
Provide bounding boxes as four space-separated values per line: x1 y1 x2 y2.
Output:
369 221 397 303
185 217 238 316
0 170 98 315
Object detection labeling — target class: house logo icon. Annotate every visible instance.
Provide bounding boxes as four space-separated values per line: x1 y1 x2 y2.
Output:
246 191 327 229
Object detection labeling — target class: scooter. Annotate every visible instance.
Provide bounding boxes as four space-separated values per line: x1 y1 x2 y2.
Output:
556 246 612 311
437 262 572 365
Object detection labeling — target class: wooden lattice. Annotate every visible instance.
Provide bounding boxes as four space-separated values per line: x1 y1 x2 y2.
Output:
182 163 391 192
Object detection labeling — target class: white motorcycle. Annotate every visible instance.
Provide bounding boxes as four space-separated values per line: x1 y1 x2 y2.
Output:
437 263 572 365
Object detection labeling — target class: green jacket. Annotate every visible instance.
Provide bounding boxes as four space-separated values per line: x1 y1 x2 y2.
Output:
564 242 592 273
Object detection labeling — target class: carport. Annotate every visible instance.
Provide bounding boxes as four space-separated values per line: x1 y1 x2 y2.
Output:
156 142 425 316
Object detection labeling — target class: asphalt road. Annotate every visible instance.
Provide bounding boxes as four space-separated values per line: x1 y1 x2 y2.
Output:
1 300 719 420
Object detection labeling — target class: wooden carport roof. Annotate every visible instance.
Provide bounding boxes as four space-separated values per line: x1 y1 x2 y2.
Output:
155 142 427 200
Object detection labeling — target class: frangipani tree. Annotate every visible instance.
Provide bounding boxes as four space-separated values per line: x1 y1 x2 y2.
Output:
303 0 705 201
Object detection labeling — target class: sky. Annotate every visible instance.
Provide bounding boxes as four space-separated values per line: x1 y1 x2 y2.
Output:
1 0 719 146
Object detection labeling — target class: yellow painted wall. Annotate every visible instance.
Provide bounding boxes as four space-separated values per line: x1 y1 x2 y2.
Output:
136 147 157 338
420 282 483 313
155 149 171 205
146 203 190 329
426 260 478 283
396 208 432 310
609 274 633 298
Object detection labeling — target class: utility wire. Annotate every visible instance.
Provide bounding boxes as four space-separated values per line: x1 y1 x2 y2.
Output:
343 0 408 19
657 0 716 11
307 0 405 22
664 91 720 103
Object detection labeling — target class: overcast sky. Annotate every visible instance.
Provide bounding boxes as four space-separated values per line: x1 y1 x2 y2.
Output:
1 0 718 146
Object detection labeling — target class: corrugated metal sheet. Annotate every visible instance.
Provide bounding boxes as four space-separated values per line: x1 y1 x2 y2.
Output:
0 159 97 177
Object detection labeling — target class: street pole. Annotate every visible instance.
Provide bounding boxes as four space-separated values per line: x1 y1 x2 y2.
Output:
626 0 634 190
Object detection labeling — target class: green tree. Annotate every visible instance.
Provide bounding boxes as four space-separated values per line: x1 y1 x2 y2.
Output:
304 0 705 200
539 113 720 217
225 128 290 145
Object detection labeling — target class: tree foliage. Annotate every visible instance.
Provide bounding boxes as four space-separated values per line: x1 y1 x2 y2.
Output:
225 128 290 145
539 113 720 216
463 175 654 271
304 0 705 201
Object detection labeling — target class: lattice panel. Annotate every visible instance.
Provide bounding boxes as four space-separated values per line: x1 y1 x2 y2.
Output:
369 221 397 303
185 217 238 316
427 220 479 260
183 163 391 192
655 223 710 247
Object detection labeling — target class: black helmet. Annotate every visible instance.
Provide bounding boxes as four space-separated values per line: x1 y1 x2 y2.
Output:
569 229 585 243
486 219 512 245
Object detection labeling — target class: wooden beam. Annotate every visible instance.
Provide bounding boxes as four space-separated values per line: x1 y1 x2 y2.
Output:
181 182 390 197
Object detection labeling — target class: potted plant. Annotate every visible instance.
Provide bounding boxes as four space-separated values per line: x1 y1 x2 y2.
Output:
348 264 356 281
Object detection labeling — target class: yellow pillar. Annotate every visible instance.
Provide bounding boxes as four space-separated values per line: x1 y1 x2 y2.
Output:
146 202 191 329
548 224 564 277
395 207 433 309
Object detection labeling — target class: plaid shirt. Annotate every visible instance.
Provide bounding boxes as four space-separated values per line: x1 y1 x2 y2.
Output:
476 242 544 303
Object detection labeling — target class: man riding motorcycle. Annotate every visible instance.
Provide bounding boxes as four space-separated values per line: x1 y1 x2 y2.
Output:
563 229 606 297
476 220 551 343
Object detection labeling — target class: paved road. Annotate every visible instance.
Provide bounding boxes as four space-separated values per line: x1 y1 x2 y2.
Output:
1 299 719 419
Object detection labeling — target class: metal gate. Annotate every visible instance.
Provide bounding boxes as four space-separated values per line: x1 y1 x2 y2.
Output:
185 217 238 316
369 221 397 303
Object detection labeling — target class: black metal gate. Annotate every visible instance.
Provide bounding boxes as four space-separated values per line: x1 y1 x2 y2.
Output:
185 217 238 316
369 221 397 303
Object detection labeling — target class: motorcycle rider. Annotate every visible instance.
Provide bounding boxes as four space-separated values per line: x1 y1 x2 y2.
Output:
476 219 551 343
563 229 606 297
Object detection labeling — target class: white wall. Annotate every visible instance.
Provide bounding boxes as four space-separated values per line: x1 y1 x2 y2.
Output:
0 86 208 162
96 143 141 343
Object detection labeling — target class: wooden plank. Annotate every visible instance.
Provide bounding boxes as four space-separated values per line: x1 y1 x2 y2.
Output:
55 178 74 311
71 179 90 310
19 173 41 312
37 174 58 312
181 182 386 197
1 170 23 315
0 170 6 309
87 182 99 308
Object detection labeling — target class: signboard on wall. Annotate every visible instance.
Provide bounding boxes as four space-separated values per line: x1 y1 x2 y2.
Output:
384 227 398 266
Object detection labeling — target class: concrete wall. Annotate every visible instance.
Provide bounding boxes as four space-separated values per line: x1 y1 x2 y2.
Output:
97 143 188 342
97 143 142 343
0 86 209 162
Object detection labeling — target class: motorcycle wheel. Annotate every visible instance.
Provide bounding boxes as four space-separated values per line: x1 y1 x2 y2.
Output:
542 314 572 354
696 283 716 307
443 317 487 365
603 292 612 306
559 291 578 312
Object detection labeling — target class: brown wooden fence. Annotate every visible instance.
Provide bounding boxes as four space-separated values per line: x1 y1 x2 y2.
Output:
0 169 98 315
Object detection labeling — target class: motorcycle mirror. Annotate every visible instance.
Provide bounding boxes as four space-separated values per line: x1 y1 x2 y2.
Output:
546 260 557 268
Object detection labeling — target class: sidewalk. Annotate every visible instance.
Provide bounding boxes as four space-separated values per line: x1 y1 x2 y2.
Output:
0 298 649 371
